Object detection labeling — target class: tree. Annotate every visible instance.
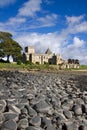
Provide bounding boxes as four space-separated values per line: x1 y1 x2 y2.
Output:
0 31 22 62
68 59 72 64
75 59 79 64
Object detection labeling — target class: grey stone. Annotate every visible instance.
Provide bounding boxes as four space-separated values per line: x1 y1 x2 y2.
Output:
8 105 21 114
26 126 37 130
18 118 29 129
56 114 66 125
63 110 72 119
79 125 87 130
0 112 5 125
26 126 43 130
41 117 52 128
29 116 41 126
6 99 18 105
21 108 28 115
0 100 6 107
33 100 51 113
73 104 82 116
1 120 17 130
19 99 29 105
4 112 19 121
63 122 78 130
0 104 5 113
46 125 56 130
25 105 37 117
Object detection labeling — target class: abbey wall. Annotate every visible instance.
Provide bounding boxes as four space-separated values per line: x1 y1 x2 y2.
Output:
23 46 63 65
23 46 80 69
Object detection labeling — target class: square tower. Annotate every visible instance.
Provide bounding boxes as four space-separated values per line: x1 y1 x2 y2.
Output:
25 46 35 54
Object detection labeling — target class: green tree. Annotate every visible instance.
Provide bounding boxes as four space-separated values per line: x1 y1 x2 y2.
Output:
0 31 22 62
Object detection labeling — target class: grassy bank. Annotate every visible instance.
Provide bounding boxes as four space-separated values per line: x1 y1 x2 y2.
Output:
0 63 87 72
0 63 58 71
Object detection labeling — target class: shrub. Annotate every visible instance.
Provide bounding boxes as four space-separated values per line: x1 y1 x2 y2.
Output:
36 62 40 65
17 60 22 65
25 60 32 65
44 61 49 65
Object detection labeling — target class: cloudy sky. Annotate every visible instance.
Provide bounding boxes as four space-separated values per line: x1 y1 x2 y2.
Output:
0 0 87 64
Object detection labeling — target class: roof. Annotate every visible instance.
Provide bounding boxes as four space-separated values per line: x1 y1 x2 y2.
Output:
45 48 52 54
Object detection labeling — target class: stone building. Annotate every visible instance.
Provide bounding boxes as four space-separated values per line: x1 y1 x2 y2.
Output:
22 46 80 69
22 46 63 65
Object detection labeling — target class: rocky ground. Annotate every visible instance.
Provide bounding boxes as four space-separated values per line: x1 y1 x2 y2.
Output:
0 70 87 130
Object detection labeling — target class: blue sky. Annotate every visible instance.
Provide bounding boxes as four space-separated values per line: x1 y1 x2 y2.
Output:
0 0 87 64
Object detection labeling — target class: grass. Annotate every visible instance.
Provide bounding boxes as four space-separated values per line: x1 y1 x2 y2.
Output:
0 62 56 71
79 65 87 69
0 62 87 71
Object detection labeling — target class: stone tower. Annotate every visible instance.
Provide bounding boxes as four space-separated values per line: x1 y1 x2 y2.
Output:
25 46 35 54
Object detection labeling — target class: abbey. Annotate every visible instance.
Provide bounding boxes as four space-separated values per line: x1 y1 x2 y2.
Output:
22 46 80 69
22 46 63 65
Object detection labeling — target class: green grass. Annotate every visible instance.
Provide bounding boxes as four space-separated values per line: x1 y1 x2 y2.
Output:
79 65 87 69
0 62 56 71
0 63 87 71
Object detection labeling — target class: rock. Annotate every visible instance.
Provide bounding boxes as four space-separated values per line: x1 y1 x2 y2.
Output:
0 100 6 107
4 112 19 121
51 96 61 108
33 100 51 113
63 110 72 119
25 105 37 117
73 104 82 116
26 126 43 130
0 112 5 125
41 117 52 128
27 94 35 100
63 122 78 130
1 120 17 130
46 125 56 130
79 125 87 130
0 104 5 113
8 105 21 114
18 118 29 129
1 70 87 130
83 95 87 104
61 99 73 110
21 108 28 115
56 114 66 125
29 116 41 126
19 99 29 105
6 99 18 105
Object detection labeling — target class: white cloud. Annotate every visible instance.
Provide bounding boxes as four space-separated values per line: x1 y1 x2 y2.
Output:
15 32 62 53
0 0 16 7
18 0 42 17
61 15 87 36
0 2 87 65
37 14 58 27
62 37 86 64
8 17 26 25
15 33 87 64
66 15 84 25
73 37 85 47
67 37 85 48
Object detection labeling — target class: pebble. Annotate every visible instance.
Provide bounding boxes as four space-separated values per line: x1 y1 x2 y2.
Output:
0 70 87 130
29 116 41 126
1 119 17 130
33 100 51 113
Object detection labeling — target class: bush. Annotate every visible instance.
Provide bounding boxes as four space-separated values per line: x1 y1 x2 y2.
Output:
44 62 49 65
25 60 32 65
36 62 40 65
17 60 22 65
